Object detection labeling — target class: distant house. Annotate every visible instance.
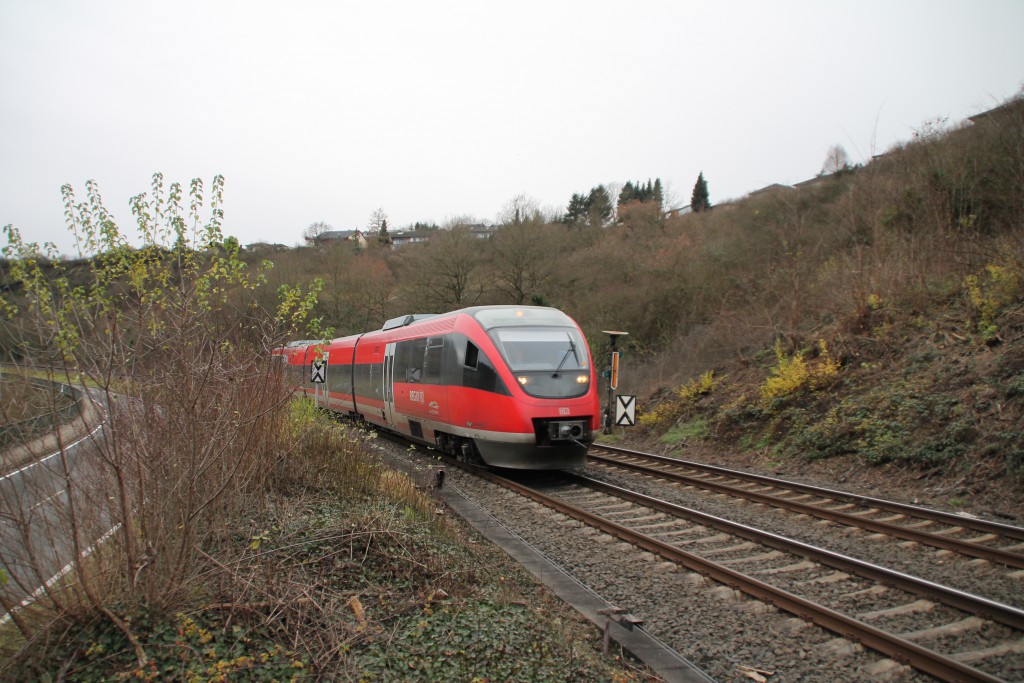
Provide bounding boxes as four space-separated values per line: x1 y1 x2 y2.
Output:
390 230 431 249
665 205 692 218
466 224 495 240
306 229 366 249
390 223 494 249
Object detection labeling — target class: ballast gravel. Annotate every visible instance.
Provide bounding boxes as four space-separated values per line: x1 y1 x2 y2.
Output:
373 442 955 682
582 463 1024 610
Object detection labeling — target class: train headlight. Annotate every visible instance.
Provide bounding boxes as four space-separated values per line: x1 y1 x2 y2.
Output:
576 375 589 384
517 376 529 385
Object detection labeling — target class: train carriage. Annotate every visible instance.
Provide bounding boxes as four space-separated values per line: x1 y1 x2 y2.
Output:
274 305 600 469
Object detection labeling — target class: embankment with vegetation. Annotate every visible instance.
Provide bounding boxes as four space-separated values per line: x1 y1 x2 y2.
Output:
618 100 1024 520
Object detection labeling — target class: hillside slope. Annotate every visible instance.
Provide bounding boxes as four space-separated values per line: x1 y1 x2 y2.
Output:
617 98 1024 522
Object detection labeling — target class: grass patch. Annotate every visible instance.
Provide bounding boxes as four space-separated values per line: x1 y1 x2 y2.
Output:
660 419 709 445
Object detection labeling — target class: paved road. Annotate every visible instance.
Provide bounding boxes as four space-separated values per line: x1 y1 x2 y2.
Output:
0 388 113 616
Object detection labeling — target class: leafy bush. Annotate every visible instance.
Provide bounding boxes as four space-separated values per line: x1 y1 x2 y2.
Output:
358 599 607 682
639 370 717 431
28 609 306 682
759 340 840 403
964 262 1023 341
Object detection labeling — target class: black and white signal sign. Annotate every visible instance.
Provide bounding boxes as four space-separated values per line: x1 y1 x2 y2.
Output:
614 394 636 426
311 360 326 384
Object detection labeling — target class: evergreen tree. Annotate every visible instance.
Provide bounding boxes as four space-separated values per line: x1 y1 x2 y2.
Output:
566 185 615 226
618 182 636 207
586 185 613 225
691 172 711 212
378 218 391 245
565 192 589 224
617 178 664 208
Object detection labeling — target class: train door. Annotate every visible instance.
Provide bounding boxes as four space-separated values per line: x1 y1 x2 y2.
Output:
383 342 396 426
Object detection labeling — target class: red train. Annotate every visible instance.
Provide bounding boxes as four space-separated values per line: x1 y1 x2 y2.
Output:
273 305 601 469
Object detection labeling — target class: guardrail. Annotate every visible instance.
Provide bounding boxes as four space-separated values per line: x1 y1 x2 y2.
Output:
0 374 83 450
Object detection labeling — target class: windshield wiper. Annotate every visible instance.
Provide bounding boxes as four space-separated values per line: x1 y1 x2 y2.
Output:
552 334 579 377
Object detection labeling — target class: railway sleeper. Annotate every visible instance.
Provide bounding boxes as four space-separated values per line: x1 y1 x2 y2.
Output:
857 598 935 621
898 616 986 642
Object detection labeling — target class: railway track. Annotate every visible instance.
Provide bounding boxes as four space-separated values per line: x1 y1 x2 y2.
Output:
588 444 1024 572
455 462 1024 682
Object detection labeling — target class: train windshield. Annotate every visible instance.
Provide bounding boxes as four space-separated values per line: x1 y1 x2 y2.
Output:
489 327 591 398
491 328 588 372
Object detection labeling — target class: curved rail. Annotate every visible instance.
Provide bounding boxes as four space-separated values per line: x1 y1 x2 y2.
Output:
461 462 1006 683
589 445 1024 568
568 472 1024 632
591 444 1024 539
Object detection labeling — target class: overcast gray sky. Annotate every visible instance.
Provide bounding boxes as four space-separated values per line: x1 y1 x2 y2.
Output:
2 0 1022 254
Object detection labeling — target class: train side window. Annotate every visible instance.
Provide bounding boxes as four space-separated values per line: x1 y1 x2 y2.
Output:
329 363 353 395
423 336 444 384
461 346 509 395
396 338 427 383
464 341 479 370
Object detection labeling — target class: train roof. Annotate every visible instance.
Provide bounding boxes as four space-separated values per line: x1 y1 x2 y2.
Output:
287 306 581 350
374 305 577 334
284 339 325 348
464 305 577 330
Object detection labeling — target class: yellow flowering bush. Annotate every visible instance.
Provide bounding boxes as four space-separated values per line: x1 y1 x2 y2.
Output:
639 370 717 431
760 340 840 403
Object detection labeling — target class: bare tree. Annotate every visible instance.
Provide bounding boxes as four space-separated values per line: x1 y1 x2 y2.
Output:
442 214 483 230
367 208 387 234
303 220 332 241
496 194 541 226
399 226 483 310
342 256 396 330
820 144 851 175
490 217 556 304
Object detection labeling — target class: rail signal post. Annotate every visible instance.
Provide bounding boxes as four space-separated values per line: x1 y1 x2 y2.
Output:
601 330 628 434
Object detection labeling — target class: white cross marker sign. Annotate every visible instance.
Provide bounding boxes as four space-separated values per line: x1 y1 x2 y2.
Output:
311 360 326 384
615 394 636 426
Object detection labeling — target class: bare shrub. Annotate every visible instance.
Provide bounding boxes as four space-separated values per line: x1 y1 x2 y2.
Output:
395 226 484 311
0 174 325 666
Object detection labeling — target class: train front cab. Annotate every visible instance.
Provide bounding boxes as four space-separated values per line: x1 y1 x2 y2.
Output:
371 307 600 470
459 307 599 469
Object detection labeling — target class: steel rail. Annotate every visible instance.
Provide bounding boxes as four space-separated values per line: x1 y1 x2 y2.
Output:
588 448 1024 569
590 444 1024 541
464 464 1006 683
567 472 1024 632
